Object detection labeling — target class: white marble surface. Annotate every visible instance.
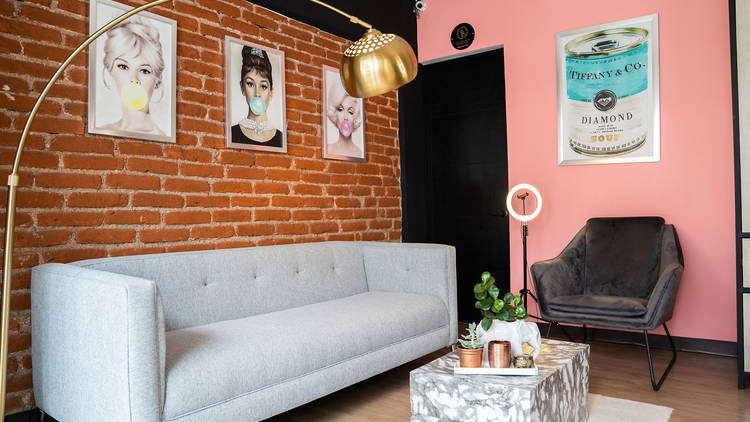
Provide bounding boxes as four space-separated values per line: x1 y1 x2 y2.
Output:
410 338 590 422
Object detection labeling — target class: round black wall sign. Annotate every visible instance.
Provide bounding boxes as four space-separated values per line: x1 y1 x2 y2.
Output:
451 23 475 50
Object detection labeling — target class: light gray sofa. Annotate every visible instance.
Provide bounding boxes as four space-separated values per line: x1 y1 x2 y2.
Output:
31 241 457 422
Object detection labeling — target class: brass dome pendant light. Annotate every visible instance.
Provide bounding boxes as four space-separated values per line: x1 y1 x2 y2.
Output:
309 0 418 98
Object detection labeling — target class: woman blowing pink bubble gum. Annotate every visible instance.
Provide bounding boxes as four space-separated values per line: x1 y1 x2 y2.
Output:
326 85 363 157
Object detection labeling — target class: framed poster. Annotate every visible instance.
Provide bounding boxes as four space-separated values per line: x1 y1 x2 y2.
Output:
322 65 365 161
224 37 286 153
557 14 659 165
88 0 176 143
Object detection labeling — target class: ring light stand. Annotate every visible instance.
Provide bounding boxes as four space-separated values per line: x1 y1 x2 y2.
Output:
506 184 575 341
506 183 542 310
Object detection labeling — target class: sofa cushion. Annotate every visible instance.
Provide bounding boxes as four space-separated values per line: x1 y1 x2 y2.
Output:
548 294 648 317
161 291 449 420
584 217 664 299
73 242 369 331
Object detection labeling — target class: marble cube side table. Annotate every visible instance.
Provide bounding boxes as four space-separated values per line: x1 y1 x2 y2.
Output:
410 338 589 422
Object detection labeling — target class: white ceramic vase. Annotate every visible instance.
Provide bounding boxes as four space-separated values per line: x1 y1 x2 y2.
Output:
476 319 542 360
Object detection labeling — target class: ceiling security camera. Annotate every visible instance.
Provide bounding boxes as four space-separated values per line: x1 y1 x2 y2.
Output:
415 1 427 12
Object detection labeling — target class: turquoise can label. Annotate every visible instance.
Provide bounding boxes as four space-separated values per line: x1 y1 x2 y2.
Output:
566 41 648 102
561 25 653 158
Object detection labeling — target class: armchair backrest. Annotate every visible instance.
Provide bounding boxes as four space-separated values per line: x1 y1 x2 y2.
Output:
584 217 665 299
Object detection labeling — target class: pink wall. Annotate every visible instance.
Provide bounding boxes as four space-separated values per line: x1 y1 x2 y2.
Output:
417 1 736 342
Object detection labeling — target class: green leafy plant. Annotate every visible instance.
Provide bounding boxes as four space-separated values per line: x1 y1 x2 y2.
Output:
457 322 484 349
474 271 528 331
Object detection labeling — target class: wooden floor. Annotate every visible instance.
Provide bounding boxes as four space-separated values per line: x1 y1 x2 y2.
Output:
267 340 750 421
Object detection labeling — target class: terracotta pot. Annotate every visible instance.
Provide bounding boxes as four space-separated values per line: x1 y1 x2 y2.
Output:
458 347 483 368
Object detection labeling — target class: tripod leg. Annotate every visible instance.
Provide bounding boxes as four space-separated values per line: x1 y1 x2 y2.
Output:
557 323 575 342
527 291 538 302
545 321 576 342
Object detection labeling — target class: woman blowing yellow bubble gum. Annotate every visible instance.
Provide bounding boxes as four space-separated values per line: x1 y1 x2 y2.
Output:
231 46 283 146
100 16 165 136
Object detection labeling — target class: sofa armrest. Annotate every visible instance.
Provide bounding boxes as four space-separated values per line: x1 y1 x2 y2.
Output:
360 242 458 345
32 263 165 422
644 225 685 326
530 227 587 314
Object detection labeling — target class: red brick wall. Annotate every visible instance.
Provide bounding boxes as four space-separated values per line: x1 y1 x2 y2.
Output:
0 0 401 413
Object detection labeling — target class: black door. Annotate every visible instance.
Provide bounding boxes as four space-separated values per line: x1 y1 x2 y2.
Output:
401 48 509 323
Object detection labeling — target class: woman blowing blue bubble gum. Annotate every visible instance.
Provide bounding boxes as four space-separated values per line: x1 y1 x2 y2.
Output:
231 46 283 147
100 16 166 135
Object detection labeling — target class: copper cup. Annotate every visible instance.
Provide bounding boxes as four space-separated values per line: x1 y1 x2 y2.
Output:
488 340 511 368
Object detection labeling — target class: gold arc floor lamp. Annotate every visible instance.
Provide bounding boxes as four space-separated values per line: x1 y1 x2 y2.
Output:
0 0 172 415
0 0 417 416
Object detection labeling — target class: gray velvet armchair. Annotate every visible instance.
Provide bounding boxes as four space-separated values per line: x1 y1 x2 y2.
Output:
530 217 684 391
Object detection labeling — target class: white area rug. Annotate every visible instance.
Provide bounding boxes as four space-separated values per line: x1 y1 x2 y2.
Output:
588 393 673 422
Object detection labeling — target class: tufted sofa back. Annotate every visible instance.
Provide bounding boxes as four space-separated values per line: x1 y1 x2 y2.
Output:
73 242 369 331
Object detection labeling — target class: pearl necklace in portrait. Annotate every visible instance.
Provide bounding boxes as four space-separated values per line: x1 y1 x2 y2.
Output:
239 118 267 135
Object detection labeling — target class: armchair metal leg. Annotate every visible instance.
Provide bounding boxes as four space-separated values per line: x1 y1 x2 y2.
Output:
643 323 677 391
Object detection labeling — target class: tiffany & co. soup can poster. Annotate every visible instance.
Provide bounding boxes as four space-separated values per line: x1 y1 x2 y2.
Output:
556 14 660 165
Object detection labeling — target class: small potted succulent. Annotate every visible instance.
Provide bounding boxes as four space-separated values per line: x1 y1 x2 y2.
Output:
457 322 484 368
474 271 528 331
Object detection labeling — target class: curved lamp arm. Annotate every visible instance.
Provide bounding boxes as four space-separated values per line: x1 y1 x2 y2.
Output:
0 0 171 415
308 0 372 29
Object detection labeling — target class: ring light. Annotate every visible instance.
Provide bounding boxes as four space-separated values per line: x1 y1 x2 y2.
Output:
506 183 542 223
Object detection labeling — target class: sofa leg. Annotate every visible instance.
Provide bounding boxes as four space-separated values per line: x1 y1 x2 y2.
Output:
582 324 587 343
643 323 677 391
546 321 553 338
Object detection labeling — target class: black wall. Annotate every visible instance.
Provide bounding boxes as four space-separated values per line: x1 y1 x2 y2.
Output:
250 0 418 55
398 66 427 242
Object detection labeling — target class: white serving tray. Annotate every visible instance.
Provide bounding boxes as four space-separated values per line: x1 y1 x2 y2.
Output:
453 364 538 376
